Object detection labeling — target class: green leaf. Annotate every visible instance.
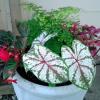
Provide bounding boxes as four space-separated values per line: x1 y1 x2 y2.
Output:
3 72 10 79
0 30 14 46
20 3 79 46
16 21 29 37
2 59 16 79
4 59 16 70
15 36 24 49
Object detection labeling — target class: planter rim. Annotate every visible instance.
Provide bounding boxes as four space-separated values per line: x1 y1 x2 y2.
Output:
13 72 86 96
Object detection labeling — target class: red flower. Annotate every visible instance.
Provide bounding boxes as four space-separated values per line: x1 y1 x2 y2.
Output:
0 48 10 62
3 78 17 84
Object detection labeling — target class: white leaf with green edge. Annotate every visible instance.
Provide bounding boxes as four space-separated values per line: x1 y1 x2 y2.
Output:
31 32 57 47
23 44 68 84
61 40 96 90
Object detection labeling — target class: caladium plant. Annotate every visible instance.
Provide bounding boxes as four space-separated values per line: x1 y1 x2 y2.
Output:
23 44 68 84
62 40 96 89
23 32 96 89
23 32 68 84
31 31 57 47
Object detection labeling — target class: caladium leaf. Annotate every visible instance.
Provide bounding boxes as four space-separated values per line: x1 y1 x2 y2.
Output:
61 40 96 89
23 44 68 84
31 32 57 47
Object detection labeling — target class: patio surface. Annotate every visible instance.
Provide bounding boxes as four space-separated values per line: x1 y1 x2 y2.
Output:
85 64 100 100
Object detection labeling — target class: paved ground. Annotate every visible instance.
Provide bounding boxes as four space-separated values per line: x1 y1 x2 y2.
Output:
85 64 100 100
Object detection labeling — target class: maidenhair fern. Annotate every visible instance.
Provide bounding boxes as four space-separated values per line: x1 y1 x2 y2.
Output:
18 3 79 50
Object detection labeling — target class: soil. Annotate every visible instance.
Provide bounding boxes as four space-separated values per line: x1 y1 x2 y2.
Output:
17 66 72 87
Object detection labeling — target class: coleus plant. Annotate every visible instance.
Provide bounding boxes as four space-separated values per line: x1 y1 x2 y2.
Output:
70 24 100 58
23 32 96 90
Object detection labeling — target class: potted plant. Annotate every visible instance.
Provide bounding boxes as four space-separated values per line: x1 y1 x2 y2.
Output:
12 3 97 100
0 3 98 100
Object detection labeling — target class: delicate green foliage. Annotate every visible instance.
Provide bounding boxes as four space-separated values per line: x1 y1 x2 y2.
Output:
57 30 74 47
50 7 79 22
20 3 80 48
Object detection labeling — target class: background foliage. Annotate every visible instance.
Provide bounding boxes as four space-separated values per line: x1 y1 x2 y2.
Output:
17 3 80 55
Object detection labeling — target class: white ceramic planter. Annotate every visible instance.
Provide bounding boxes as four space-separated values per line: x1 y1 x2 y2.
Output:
12 72 87 100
